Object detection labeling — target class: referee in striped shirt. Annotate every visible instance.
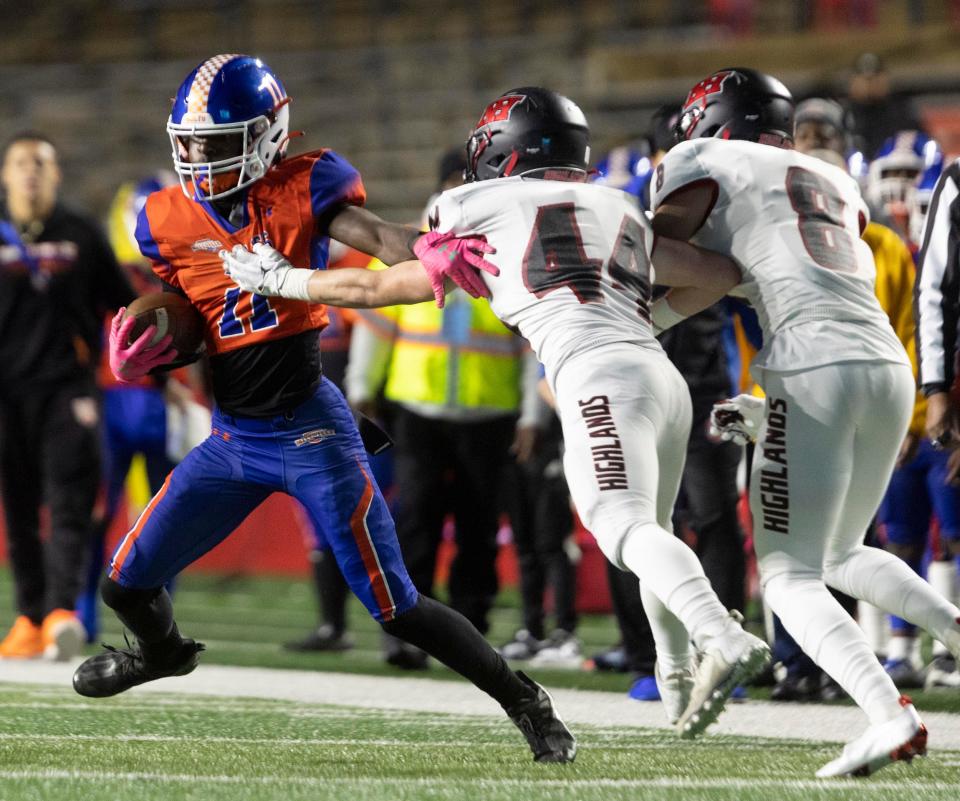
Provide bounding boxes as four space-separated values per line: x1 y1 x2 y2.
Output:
915 158 960 478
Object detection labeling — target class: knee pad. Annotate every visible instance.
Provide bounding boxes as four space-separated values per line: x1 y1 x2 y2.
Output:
590 514 652 570
757 550 821 591
99 576 162 615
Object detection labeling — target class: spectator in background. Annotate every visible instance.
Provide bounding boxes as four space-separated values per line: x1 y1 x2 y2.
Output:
0 131 134 660
499 402 579 667
346 148 548 669
844 52 922 159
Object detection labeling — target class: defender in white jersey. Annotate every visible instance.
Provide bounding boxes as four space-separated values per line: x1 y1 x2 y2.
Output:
222 87 770 737
654 67 960 778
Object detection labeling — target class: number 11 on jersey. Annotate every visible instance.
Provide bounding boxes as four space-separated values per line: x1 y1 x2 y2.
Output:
219 288 280 339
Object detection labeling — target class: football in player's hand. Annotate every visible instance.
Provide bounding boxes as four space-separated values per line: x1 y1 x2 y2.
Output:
123 292 205 357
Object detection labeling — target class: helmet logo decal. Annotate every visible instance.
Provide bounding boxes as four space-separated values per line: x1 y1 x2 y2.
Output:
683 70 735 108
258 74 285 108
678 70 736 141
476 94 526 129
187 53 241 114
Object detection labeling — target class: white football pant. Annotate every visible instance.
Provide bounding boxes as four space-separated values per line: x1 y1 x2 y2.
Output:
753 360 960 723
554 343 731 662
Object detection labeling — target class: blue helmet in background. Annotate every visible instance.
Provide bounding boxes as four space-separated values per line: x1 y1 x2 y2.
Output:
167 54 291 201
865 130 936 215
908 139 945 245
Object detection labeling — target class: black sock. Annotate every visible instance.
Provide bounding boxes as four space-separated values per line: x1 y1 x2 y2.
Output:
381 595 531 708
315 551 348 634
99 577 184 663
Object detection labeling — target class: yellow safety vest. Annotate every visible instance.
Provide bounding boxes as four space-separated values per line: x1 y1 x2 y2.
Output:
360 291 524 411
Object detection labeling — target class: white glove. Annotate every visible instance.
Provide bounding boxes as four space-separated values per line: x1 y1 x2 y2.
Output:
709 394 765 445
220 242 312 301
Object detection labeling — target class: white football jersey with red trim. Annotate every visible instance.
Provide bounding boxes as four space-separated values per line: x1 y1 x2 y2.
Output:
652 138 907 371
429 177 659 383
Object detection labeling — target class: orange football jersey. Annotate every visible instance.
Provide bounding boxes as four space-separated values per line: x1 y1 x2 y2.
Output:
136 149 365 356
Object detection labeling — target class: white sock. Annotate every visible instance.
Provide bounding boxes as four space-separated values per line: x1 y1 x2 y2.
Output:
857 601 889 657
763 569 902 725
929 559 960 656
886 634 913 662
824 544 960 645
639 581 691 675
619 523 730 649
929 559 957 602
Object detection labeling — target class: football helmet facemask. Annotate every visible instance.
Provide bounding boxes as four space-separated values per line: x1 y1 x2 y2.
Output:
167 54 290 201
866 131 938 223
464 87 590 182
675 68 794 147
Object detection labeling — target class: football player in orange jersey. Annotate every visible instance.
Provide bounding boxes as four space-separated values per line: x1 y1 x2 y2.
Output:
72 55 575 764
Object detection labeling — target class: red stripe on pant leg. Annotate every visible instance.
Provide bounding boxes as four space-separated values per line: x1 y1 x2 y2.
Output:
109 474 171 581
349 464 396 620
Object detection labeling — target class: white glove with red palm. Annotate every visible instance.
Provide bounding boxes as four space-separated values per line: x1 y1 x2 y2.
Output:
709 394 765 445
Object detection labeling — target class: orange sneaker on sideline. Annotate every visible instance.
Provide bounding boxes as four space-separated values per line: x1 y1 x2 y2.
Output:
0 616 43 659
41 609 86 661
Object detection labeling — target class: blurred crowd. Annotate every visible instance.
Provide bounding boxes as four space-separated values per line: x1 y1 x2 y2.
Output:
0 50 957 702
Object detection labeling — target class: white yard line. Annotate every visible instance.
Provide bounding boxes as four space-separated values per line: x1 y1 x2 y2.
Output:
2 659 959 749
0 769 958 792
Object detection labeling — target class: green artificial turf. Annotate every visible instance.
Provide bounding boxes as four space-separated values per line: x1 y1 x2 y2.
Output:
0 684 958 801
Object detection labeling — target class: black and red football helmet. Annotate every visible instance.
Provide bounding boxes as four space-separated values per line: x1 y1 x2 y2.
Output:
675 68 795 147
464 87 590 182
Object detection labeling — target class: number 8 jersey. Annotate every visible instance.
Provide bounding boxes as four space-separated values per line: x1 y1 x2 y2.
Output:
429 176 659 383
652 138 908 372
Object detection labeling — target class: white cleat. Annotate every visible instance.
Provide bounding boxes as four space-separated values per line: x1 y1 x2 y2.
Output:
655 661 695 725
676 612 770 740
816 698 927 778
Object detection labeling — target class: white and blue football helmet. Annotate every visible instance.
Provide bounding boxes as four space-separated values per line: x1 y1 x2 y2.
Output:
865 130 935 215
908 141 945 245
167 54 290 201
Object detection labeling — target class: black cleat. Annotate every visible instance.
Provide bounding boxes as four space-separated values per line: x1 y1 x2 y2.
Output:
505 671 577 763
72 637 205 698
283 624 354 653
383 633 429 671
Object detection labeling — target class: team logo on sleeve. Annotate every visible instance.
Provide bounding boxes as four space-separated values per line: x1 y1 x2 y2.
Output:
475 94 526 129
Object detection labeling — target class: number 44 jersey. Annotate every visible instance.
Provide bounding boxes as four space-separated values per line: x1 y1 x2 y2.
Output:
652 138 907 373
429 176 660 383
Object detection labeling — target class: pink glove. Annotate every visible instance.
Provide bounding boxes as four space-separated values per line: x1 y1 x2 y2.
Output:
413 231 499 308
108 308 177 382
